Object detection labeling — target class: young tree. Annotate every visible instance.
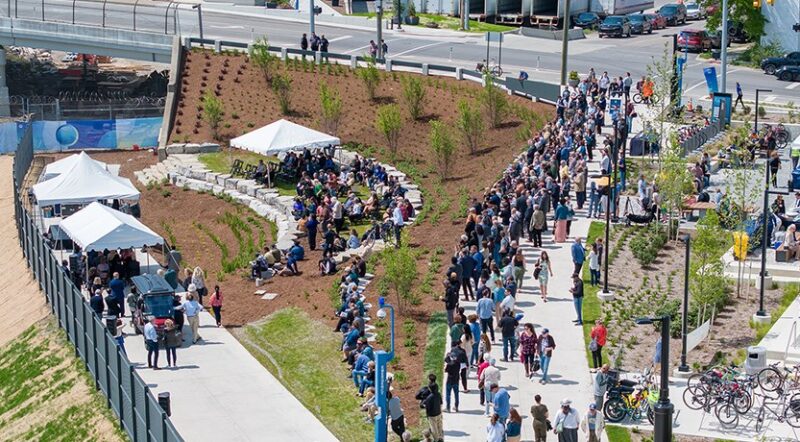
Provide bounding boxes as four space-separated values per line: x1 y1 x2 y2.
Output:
430 119 456 180
382 231 417 314
689 210 730 321
479 73 508 129
702 0 766 42
645 42 681 161
202 92 224 140
249 36 279 84
271 74 292 115
655 136 694 240
400 76 426 120
455 99 484 155
318 82 343 135
357 58 381 101
375 104 402 157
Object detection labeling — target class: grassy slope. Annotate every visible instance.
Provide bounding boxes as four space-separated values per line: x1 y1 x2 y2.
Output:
582 221 606 366
241 308 372 442
0 320 125 442
349 13 515 33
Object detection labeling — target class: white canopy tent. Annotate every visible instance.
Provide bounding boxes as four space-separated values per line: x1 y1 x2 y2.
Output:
32 151 140 206
230 119 340 155
60 202 163 252
42 151 117 180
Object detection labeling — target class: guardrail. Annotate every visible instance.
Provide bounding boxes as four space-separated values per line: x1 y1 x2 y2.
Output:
12 127 183 442
184 37 560 104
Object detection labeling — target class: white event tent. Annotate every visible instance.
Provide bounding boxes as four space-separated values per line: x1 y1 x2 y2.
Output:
59 202 162 252
42 152 112 180
32 151 140 206
230 119 340 155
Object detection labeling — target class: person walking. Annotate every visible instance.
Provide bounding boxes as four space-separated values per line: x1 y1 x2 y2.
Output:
531 394 549 442
590 320 607 369
143 319 160 370
468 314 481 366
519 323 538 378
209 285 223 327
506 408 523 442
537 328 556 384
569 273 584 326
113 318 126 356
442 273 460 326
580 403 605 442
553 398 580 442
180 290 204 344
536 252 554 302
734 82 743 111
593 364 610 410
487 413 506 442
480 359 501 416
422 383 444 442
300 33 309 59
192 267 207 305
164 318 182 368
571 237 585 275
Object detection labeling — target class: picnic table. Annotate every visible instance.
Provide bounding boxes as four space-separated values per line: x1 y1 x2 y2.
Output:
681 196 717 220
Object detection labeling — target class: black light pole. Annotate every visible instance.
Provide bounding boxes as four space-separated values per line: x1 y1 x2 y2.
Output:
612 118 623 223
678 234 690 373
636 316 673 442
758 160 770 317
602 125 615 294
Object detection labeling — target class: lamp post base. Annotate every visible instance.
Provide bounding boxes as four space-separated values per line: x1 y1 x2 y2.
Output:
598 290 615 302
673 366 693 378
756 275 772 290
752 313 771 325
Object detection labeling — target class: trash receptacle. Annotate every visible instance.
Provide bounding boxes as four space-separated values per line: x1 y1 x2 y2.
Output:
629 132 647 156
158 392 171 416
744 346 767 375
104 315 118 335
791 167 800 191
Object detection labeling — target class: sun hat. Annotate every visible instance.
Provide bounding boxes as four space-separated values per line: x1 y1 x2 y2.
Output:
560 398 572 406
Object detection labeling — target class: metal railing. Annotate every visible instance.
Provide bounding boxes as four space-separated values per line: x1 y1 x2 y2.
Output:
680 119 724 155
12 126 183 442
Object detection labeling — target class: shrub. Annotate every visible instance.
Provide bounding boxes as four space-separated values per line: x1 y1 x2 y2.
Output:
375 104 402 157
400 76 426 120
357 58 381 101
479 73 508 129
202 92 224 140
429 119 456 180
455 99 483 155
271 74 292 115
758 106 766 118
319 82 343 135
381 232 418 313
249 36 279 84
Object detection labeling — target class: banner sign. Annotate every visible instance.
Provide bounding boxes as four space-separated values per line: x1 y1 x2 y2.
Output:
0 117 161 153
703 67 719 96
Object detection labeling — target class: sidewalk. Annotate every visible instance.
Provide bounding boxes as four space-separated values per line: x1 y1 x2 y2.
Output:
443 160 601 441
122 306 336 442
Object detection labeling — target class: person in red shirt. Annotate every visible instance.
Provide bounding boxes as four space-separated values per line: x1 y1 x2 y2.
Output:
590 320 607 370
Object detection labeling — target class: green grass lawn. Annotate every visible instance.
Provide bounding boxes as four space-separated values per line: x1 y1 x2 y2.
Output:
241 308 372 442
198 149 278 174
582 221 606 367
349 12 515 33
605 425 632 442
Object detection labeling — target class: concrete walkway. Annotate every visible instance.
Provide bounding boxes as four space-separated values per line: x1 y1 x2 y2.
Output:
121 306 336 442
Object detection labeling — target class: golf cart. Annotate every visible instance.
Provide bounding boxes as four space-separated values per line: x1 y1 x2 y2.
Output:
131 274 176 336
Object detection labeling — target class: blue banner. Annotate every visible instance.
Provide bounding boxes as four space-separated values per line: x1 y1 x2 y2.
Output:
0 117 161 153
609 98 622 122
676 51 688 103
703 67 718 96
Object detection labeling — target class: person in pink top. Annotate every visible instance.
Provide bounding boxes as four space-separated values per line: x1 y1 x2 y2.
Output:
210 285 223 327
477 352 491 407
589 319 607 370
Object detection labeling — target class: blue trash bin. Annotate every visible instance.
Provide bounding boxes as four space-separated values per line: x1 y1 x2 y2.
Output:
792 167 800 191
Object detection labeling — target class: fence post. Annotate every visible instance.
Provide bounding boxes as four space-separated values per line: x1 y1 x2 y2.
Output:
350 55 357 70
315 51 321 65
214 40 221 53
92 317 99 390
385 59 392 72
281 47 287 61
130 367 138 442
421 63 429 76
116 351 124 431
105 333 112 410
455 67 463 80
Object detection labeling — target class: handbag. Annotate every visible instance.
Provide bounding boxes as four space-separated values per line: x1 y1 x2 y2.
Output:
533 265 541 280
589 337 599 352
546 419 553 431
555 420 563 434
532 356 541 372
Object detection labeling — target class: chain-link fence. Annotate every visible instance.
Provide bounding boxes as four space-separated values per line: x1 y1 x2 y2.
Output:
10 95 165 119
12 128 183 442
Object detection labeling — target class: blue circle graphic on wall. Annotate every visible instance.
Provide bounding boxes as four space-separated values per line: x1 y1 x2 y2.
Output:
55 124 79 147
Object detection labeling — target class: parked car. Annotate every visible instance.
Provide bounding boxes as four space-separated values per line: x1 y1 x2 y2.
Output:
599 16 632 38
573 12 601 29
705 2 720 15
677 29 713 52
685 2 706 20
774 66 800 82
658 3 687 26
761 52 800 75
645 13 667 30
627 13 653 34
131 274 176 336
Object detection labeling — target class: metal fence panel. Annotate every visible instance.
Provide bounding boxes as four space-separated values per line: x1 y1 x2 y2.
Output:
95 320 109 396
134 379 149 442
120 359 136 438
106 335 122 417
83 307 97 378
429 64 457 73
148 394 165 441
166 420 182 442
392 59 423 69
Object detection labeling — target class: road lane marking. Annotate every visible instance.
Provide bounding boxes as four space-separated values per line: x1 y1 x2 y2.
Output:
328 35 352 43
209 25 245 29
391 41 450 58
787 82 800 90
764 95 777 102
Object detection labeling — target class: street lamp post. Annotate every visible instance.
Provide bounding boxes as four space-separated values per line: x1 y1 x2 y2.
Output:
374 297 395 442
636 316 673 442
559 0 571 86
376 0 383 60
192 4 204 43
678 234 690 373
309 0 316 36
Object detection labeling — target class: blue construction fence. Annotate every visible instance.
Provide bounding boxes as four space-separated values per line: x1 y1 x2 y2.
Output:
0 117 161 153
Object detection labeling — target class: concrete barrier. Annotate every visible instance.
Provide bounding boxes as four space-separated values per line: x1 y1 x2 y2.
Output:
517 27 586 41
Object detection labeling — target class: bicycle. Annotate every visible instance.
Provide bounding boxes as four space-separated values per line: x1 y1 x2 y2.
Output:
754 390 800 432
758 362 800 393
604 370 656 424
477 58 503 78
632 92 661 105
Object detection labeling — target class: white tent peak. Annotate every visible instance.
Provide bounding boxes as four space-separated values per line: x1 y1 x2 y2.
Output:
32 151 140 206
59 202 163 252
43 151 109 180
230 119 340 155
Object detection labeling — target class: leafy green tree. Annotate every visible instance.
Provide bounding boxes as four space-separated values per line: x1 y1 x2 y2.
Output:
250 36 279 84
401 76 427 120
701 0 766 42
645 42 682 159
689 210 730 320
655 137 694 240
271 74 292 115
382 232 417 313
318 82 343 135
375 104 402 157
479 73 508 129
455 99 484 155
429 119 456 180
202 92 224 140
357 58 381 101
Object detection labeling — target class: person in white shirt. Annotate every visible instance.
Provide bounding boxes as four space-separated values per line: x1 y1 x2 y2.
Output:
479 358 501 416
178 291 204 344
580 403 605 442
392 202 404 244
486 413 506 442
332 197 344 233
143 320 160 369
553 398 580 442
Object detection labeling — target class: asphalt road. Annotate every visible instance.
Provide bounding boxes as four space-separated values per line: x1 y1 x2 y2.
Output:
11 0 800 106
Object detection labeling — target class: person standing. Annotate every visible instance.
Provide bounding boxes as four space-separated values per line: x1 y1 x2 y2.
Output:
554 199 569 243
306 214 318 251
180 291 204 344
164 318 182 368
113 318 126 356
210 285 223 327
422 383 444 442
487 413 506 442
480 359 501 416
468 314 481 366
192 267 207 306
506 408 523 442
320 35 329 62
109 272 126 317
387 391 405 439
519 323 538 378
300 33 308 59
143 319 160 370
490 383 511 425
571 237 585 275
530 204 545 247
593 364 610 411
588 244 600 286
442 273 460 327
622 72 632 100
580 403 605 442
553 398 580 442
499 310 519 362
444 354 460 413
590 320 607 369
570 273 584 326
538 328 556 384
531 394 549 442
537 252 554 302
477 291 496 341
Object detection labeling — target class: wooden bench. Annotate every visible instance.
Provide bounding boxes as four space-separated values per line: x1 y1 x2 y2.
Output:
229 159 244 177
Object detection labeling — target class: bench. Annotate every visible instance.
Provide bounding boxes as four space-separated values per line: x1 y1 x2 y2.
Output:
229 159 244 177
